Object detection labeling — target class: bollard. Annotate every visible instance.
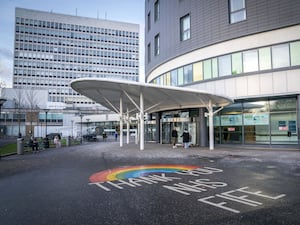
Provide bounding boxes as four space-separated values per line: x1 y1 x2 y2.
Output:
17 138 24 155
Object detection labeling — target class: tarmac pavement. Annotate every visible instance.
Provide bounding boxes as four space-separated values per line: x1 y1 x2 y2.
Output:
0 141 299 225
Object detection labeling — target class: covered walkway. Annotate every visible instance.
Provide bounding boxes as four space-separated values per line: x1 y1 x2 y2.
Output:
71 78 233 150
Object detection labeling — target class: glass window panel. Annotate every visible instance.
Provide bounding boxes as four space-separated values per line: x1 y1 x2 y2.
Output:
212 58 218 78
259 47 271 70
154 34 160 56
243 50 258 72
170 69 178 86
272 44 290 68
230 10 246 23
230 0 246 23
244 123 270 144
232 52 242 75
154 0 160 22
203 59 212 80
183 64 193 84
166 72 171 86
243 101 269 113
269 98 296 112
178 67 184 85
270 112 298 144
230 0 245 11
218 55 231 77
180 14 190 41
290 41 300 66
193 62 203 81
221 103 243 114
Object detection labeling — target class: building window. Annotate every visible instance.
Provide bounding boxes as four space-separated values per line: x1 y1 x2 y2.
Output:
147 43 151 62
154 0 160 22
193 62 203 81
218 55 231 77
259 47 272 70
183 64 193 84
170 69 178 86
243 50 258 72
154 33 160 56
180 14 190 41
231 52 243 74
229 0 246 24
147 12 151 31
272 44 290 69
290 41 300 66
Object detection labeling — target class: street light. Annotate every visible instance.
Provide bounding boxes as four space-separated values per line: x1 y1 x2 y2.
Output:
44 109 49 137
71 120 74 138
79 112 83 144
86 118 90 134
0 98 7 137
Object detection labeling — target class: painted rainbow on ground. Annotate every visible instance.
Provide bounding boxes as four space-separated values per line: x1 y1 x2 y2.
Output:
89 164 199 183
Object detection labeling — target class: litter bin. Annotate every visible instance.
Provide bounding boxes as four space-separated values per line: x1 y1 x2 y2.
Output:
66 136 71 146
17 138 24 155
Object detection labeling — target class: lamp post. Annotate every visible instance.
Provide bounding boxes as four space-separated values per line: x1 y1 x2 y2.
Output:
0 98 7 137
44 109 49 137
79 112 83 144
86 118 90 134
71 120 74 138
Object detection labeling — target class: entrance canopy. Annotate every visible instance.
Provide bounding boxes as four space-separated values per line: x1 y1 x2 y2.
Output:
71 78 232 114
71 78 233 150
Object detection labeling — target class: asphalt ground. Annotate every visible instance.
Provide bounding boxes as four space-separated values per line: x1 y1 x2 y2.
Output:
0 142 299 225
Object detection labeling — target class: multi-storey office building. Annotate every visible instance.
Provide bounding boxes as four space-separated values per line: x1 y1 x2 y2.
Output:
145 0 300 147
13 8 139 105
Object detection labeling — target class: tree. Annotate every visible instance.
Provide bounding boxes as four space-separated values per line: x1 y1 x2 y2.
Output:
25 88 39 137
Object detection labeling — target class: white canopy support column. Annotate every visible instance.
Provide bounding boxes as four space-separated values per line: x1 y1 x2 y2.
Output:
140 91 144 150
207 100 214 150
119 96 123 147
126 108 130 144
136 113 139 145
206 101 224 150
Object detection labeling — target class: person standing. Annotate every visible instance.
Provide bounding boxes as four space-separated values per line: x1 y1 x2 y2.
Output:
31 136 38 153
114 131 118 141
171 128 178 148
54 135 61 148
181 129 190 149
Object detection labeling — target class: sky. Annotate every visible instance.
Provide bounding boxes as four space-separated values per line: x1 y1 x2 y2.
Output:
0 0 145 88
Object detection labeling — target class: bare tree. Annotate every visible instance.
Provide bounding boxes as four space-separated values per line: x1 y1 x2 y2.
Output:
13 88 26 137
25 88 39 137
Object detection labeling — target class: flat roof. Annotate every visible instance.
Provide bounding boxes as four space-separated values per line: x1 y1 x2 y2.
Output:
71 78 233 115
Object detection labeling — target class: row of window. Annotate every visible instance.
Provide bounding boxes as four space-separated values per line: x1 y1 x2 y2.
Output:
16 26 139 45
214 98 297 145
14 67 138 78
0 112 63 123
15 34 138 52
16 17 138 38
151 41 300 86
14 72 139 88
15 51 138 66
15 43 138 59
15 58 138 70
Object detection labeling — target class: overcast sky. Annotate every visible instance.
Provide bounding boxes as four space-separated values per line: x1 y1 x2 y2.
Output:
0 0 145 87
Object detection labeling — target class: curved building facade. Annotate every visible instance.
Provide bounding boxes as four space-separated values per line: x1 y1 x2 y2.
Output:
145 0 300 147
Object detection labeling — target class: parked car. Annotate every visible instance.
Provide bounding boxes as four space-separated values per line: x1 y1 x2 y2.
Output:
47 133 61 140
83 133 97 141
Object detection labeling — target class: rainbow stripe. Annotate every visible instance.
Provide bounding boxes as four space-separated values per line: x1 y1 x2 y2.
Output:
89 164 199 182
